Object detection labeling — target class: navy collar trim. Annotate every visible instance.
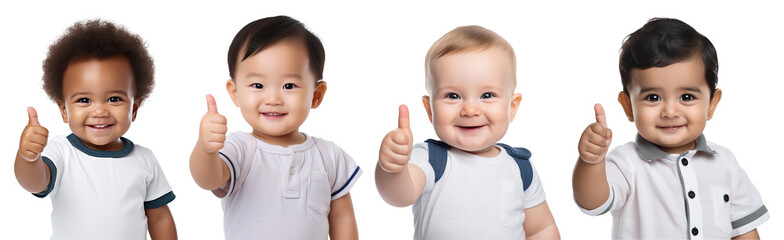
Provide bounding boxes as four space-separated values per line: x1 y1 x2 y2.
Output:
67 134 134 158
635 133 716 161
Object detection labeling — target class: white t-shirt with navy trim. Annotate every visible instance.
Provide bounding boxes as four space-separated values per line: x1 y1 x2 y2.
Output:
580 134 768 239
37 134 175 240
216 131 362 240
408 142 546 240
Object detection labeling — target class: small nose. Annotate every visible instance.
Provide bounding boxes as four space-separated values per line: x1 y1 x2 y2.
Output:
660 101 680 119
264 90 282 106
460 102 481 117
91 103 110 118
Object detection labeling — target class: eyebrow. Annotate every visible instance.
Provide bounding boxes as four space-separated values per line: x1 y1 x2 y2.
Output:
638 87 702 93
69 90 129 98
244 72 303 80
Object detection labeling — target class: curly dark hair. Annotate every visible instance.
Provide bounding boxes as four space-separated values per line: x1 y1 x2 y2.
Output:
42 19 154 103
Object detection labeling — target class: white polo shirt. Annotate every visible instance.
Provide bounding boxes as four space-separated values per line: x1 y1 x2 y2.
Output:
409 142 546 240
581 134 768 239
37 134 175 240
216 132 361 240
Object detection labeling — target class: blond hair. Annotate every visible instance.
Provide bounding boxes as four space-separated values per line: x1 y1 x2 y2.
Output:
425 25 516 91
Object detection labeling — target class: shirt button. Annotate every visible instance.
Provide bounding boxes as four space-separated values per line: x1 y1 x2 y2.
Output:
289 167 295 175
692 227 699 236
688 190 696 199
681 158 689 166
724 194 730 202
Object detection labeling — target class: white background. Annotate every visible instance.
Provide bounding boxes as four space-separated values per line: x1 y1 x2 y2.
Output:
1 1 782 239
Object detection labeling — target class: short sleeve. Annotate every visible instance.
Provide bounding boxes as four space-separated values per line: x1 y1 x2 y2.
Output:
523 161 545 209
579 147 630 216
142 148 175 209
326 142 362 200
35 136 67 198
725 150 768 237
408 143 435 193
215 131 247 198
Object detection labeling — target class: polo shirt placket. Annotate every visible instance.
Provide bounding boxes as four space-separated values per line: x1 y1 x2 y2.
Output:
639 135 716 240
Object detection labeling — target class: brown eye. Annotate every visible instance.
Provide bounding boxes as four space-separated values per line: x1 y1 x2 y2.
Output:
251 83 263 89
680 94 695 101
283 83 296 89
108 97 122 102
644 94 660 102
446 93 460 99
76 98 90 103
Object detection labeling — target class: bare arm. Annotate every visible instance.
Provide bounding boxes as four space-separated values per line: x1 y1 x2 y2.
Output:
146 205 177 240
375 105 426 207
328 193 358 240
523 202 560 240
375 162 427 207
14 107 51 193
732 228 760 240
189 94 230 191
573 104 613 210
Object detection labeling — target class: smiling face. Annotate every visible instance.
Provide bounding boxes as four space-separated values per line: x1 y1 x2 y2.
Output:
227 39 326 147
424 47 521 157
619 57 721 154
58 56 138 151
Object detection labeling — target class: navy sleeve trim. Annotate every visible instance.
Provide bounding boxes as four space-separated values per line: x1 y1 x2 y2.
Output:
732 205 768 229
219 152 237 196
331 166 360 197
32 156 57 198
144 191 175 209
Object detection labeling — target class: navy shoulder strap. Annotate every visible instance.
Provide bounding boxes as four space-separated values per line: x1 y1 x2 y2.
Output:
497 143 533 191
425 139 450 183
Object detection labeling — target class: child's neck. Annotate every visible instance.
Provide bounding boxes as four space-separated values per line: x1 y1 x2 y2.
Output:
252 130 306 147
79 138 125 151
462 145 501 158
658 141 697 155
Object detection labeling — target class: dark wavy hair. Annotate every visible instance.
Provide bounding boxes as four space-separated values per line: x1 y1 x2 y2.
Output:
227 15 325 81
42 19 154 103
619 18 718 98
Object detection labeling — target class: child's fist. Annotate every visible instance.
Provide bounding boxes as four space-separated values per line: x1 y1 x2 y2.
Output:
19 107 48 162
198 94 227 154
578 104 613 164
379 105 414 173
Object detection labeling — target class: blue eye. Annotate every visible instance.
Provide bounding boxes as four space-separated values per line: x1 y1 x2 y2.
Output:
445 93 460 99
644 94 660 102
480 92 496 99
108 97 122 102
680 94 695 101
283 83 295 90
251 83 263 89
76 98 90 103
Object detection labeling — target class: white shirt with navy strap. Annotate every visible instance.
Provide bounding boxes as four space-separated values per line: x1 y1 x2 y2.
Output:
580 134 768 239
215 132 362 240
36 134 175 240
408 142 546 240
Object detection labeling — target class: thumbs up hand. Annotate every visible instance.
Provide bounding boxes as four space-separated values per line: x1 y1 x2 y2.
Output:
19 107 49 162
198 94 227 154
578 104 613 164
379 105 414 173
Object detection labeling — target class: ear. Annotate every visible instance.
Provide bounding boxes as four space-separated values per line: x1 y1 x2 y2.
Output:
131 99 141 121
311 81 327 109
422 95 433 123
707 88 722 120
509 93 522 122
226 79 240 107
57 100 68 123
618 91 634 122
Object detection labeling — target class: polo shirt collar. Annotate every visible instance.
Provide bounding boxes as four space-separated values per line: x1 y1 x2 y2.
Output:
635 133 716 162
